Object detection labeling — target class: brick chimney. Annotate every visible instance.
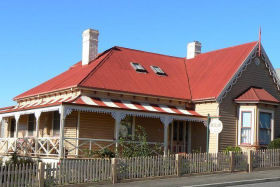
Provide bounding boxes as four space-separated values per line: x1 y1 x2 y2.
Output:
187 41 201 59
82 29 99 65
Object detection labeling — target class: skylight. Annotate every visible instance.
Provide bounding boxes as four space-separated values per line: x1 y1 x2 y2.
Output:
131 62 147 73
151 66 166 76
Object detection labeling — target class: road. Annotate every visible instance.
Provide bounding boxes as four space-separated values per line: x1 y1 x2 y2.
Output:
93 169 280 187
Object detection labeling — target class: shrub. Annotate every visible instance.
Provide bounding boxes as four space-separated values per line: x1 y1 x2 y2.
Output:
82 148 115 158
5 151 36 165
118 126 163 157
224 146 241 153
268 138 280 149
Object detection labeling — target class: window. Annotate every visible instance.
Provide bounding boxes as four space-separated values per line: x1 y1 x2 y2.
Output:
151 66 166 76
10 118 15 138
131 62 147 73
28 114 35 136
53 111 60 136
241 111 252 144
259 112 272 145
178 121 184 141
120 116 133 138
173 121 178 141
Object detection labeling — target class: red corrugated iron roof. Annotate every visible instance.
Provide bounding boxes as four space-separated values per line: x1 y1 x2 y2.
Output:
14 41 258 102
79 47 192 100
14 49 112 100
186 41 258 100
234 87 280 103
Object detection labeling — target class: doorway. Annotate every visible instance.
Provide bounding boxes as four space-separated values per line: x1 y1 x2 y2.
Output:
170 121 189 153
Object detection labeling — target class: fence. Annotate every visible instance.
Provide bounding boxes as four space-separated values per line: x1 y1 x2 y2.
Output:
1 149 280 186
117 155 177 180
252 149 280 169
181 152 231 174
0 164 38 187
44 158 112 185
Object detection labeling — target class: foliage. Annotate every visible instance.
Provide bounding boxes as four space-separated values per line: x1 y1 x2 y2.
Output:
224 146 242 153
192 148 201 153
118 126 163 157
83 148 115 158
5 151 36 165
268 138 280 149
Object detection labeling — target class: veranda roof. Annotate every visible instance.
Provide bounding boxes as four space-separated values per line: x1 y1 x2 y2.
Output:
0 95 202 118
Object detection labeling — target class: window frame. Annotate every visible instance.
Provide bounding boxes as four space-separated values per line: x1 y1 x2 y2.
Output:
150 66 166 76
238 107 255 146
258 109 274 145
130 62 147 73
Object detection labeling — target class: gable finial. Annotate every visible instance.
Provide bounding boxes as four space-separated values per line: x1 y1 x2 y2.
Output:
258 26 261 57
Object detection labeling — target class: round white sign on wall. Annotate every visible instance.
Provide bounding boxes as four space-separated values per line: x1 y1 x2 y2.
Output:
209 118 223 134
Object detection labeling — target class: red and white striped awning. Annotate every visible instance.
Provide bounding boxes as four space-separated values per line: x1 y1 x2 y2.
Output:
73 96 200 116
0 95 201 117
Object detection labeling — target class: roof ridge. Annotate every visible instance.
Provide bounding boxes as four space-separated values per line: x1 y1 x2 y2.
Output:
115 46 184 60
77 47 115 86
251 87 260 100
190 41 258 59
183 58 192 100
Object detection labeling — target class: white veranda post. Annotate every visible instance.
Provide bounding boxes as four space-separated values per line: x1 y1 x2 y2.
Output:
15 113 20 138
34 111 41 155
112 112 126 153
59 106 66 158
161 116 172 156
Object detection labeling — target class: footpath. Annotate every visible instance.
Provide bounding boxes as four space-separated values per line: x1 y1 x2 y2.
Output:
94 169 280 187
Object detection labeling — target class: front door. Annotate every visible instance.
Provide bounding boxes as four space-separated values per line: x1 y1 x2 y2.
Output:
170 121 187 153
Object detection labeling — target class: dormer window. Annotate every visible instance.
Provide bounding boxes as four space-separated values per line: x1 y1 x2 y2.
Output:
151 66 166 76
131 62 147 73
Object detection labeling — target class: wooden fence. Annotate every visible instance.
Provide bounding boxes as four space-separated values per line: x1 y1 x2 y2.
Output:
181 152 231 174
252 149 280 169
0 164 38 187
2 149 280 186
45 158 112 185
117 155 177 180
233 152 248 171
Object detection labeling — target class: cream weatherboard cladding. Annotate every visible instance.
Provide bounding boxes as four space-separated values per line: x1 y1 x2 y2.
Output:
219 58 280 151
195 102 219 153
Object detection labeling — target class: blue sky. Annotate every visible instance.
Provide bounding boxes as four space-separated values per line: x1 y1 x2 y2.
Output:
0 0 280 107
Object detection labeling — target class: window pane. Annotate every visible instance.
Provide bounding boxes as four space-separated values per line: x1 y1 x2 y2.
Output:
260 112 271 129
259 112 272 145
173 122 178 141
179 122 183 141
120 116 133 138
241 128 251 144
28 114 35 136
10 119 15 138
259 129 271 145
242 112 251 128
53 111 60 136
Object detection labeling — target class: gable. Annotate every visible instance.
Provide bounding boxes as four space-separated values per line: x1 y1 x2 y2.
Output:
218 48 280 149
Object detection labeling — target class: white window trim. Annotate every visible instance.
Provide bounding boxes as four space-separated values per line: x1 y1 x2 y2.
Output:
238 107 255 145
258 108 274 143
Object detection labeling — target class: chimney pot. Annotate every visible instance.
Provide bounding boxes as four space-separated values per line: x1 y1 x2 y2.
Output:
187 41 201 59
82 29 99 65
